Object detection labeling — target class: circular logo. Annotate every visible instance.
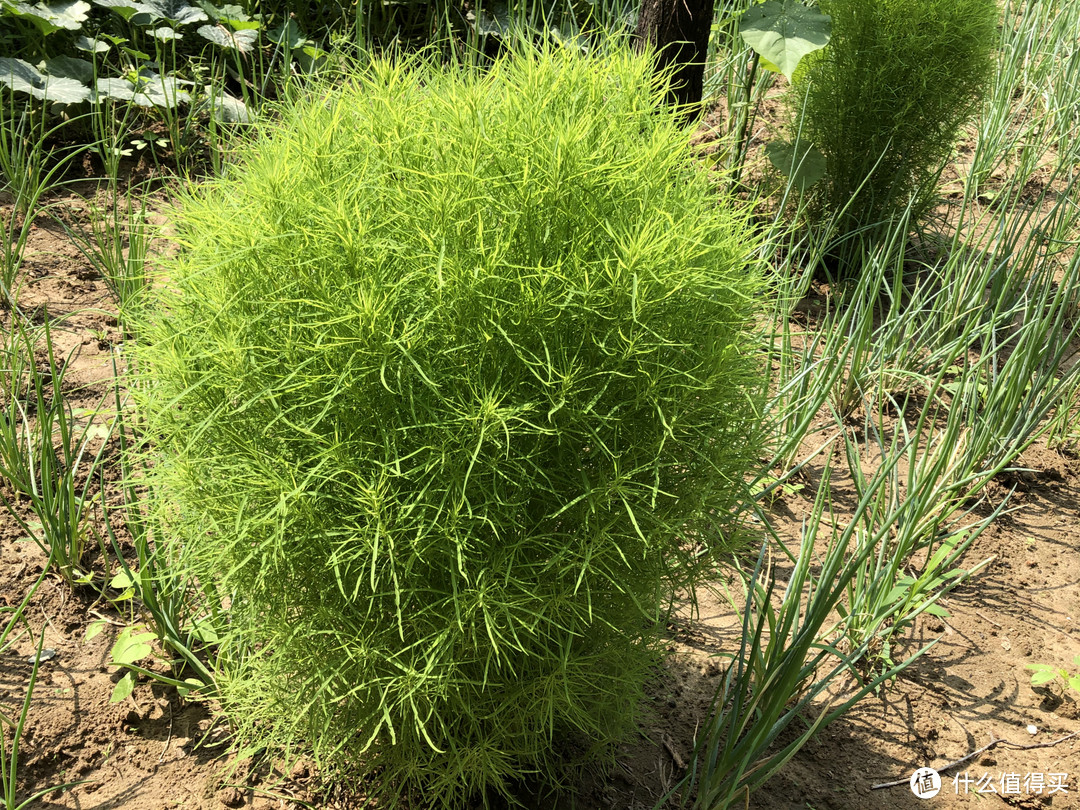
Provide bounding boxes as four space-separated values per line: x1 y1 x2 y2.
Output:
910 767 942 799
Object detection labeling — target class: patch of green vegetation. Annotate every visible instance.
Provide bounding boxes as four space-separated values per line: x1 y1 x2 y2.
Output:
134 45 767 806
1 1 1079 807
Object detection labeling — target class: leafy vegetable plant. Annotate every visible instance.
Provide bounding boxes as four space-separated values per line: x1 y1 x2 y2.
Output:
135 44 766 806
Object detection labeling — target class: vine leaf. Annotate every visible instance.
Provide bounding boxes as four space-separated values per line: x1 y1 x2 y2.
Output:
43 55 95 84
96 69 191 107
740 0 831 78
92 0 151 23
0 57 92 104
196 23 257 52
4 1 90 35
110 625 156 666
140 0 206 24
766 139 827 191
196 85 249 123
110 672 136 703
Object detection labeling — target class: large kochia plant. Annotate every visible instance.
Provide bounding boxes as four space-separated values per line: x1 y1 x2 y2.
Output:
136 46 766 806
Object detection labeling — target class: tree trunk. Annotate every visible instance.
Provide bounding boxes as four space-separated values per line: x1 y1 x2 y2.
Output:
633 0 716 117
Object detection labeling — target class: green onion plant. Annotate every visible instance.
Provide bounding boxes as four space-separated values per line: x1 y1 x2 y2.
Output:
0 105 89 308
62 189 153 334
100 352 222 695
686 455 937 810
1 625 89 809
0 317 115 585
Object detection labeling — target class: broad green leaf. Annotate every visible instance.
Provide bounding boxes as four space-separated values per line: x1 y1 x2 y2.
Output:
223 17 259 30
133 70 190 107
107 569 136 601
84 619 107 642
196 23 256 52
1067 674 1080 693
110 625 156 665
109 570 134 589
5 0 90 35
740 0 831 79
176 677 204 698
1029 669 1060 686
216 3 247 20
202 85 249 123
294 44 328 73
110 671 135 703
44 56 95 85
93 0 150 22
765 139 827 191
268 18 305 49
96 76 137 102
0 57 92 104
97 70 190 107
153 26 181 39
75 34 111 53
196 1 245 22
140 0 206 24
472 1 511 38
758 55 783 74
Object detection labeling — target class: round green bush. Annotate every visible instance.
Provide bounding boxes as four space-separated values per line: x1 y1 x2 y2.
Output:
137 47 765 805
793 0 999 240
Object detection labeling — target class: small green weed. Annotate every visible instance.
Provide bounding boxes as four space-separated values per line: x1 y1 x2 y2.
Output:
1027 655 1080 698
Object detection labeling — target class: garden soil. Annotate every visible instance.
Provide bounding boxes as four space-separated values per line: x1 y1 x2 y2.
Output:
2 170 1078 810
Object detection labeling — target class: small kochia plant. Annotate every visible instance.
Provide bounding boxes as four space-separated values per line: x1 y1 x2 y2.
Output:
135 45 766 806
791 0 998 245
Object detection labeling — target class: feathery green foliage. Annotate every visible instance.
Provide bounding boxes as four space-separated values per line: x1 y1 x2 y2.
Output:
134 46 766 806
792 0 999 244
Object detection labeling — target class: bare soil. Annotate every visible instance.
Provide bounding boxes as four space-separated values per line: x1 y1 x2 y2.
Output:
2 173 1078 810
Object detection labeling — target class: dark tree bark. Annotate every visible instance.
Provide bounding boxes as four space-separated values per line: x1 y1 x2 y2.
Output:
633 0 717 117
